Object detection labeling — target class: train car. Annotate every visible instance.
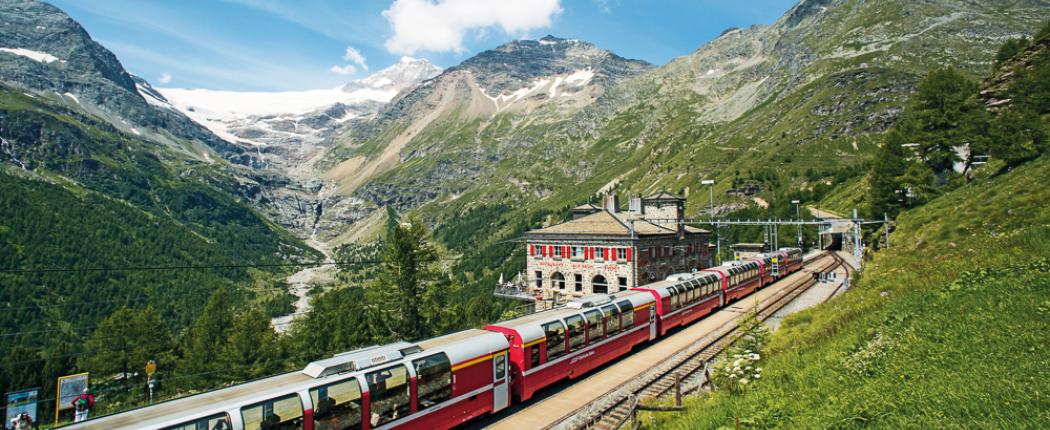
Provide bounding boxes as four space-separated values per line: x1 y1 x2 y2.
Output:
64 330 509 430
483 291 655 402
778 248 804 274
752 254 777 285
632 272 723 336
701 260 762 303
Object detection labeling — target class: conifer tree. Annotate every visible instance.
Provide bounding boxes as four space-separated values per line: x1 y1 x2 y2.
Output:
222 308 281 380
79 307 171 387
368 216 447 341
178 289 234 386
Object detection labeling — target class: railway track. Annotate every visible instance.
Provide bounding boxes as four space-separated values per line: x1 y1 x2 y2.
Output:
556 254 843 430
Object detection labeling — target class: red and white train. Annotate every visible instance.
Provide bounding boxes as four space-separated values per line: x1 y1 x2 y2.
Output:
65 248 803 430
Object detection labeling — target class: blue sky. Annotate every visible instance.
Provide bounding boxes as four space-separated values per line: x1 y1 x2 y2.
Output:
49 0 799 92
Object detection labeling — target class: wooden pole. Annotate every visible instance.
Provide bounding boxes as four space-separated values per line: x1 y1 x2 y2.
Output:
675 372 682 407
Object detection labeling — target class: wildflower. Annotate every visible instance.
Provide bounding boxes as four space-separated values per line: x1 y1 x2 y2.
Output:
754 374 761 379
739 379 749 385
729 374 737 378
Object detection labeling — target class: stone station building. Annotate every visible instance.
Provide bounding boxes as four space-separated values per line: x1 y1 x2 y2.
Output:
524 193 712 304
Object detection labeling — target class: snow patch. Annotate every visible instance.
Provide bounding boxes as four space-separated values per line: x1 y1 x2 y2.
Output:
158 86 398 121
62 92 80 104
130 128 141 136
564 69 594 86
0 47 61 64
539 39 558 45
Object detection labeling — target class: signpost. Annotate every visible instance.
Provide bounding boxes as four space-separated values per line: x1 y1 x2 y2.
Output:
5 388 38 429
146 360 157 405
55 372 89 425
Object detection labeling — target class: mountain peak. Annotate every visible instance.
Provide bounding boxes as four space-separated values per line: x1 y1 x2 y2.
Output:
452 36 650 95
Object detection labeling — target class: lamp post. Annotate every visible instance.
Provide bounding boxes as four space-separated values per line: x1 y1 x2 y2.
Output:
791 199 801 248
701 180 716 264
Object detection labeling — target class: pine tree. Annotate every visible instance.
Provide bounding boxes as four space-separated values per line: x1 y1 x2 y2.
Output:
78 307 171 387
177 290 234 386
868 130 912 219
990 109 1048 169
909 68 981 180
368 216 445 341
222 308 281 380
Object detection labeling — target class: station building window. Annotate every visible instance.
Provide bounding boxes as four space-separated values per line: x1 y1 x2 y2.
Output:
617 248 627 260
618 277 628 289
552 272 566 290
535 271 543 290
593 275 608 294
574 274 583 292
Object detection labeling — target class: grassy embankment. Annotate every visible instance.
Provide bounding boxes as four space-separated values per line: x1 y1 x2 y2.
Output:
648 155 1050 428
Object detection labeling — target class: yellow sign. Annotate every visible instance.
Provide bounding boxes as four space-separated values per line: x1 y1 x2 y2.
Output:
772 257 778 263
145 360 157 377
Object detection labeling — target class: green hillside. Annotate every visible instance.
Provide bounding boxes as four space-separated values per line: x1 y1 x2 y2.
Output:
0 86 316 400
649 151 1050 428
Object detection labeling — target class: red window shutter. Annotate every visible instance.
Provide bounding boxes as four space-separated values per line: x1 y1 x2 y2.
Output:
627 247 632 261
530 245 535 256
563 246 569 257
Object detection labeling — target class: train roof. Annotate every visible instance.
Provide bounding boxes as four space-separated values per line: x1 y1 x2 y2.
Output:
635 272 721 298
66 371 313 430
487 290 653 344
69 330 508 430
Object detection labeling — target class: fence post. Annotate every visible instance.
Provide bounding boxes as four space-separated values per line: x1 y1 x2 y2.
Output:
629 394 638 429
675 372 682 407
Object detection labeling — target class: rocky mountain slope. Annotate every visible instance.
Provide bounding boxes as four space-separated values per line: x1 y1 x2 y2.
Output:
308 35 652 244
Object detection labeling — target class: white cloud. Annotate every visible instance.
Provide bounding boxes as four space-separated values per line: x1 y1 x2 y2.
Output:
342 46 368 71
157 72 172 84
382 0 562 54
330 64 357 75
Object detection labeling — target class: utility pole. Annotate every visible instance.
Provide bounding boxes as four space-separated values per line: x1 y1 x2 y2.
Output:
884 212 890 249
702 179 716 263
792 200 801 248
853 208 862 267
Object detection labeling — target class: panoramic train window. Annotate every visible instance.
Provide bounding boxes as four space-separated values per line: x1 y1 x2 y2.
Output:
601 304 620 335
566 315 586 352
530 344 541 368
669 286 680 310
543 321 567 359
413 353 452 409
617 301 635 328
365 364 410 426
161 413 231 430
584 310 602 342
309 377 362 430
241 393 304 430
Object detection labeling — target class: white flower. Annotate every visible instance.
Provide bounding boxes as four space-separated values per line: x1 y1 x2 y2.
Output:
757 367 763 372
746 366 752 370
754 374 761 379
729 374 737 378
739 379 749 385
